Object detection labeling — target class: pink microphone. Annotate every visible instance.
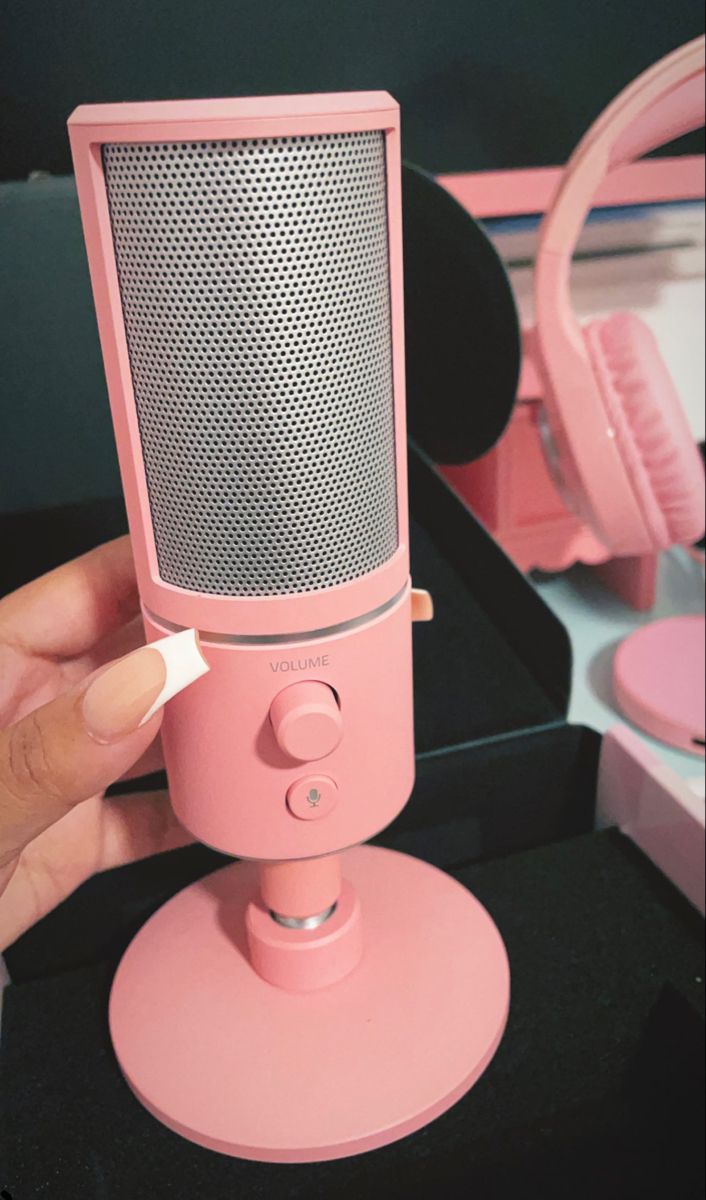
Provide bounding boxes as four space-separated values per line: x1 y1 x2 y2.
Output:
69 92 509 1163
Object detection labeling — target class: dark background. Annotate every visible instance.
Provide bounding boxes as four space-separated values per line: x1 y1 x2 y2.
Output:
1 0 704 181
0 2 703 515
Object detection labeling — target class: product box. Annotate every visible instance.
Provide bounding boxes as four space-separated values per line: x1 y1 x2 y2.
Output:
0 177 702 1200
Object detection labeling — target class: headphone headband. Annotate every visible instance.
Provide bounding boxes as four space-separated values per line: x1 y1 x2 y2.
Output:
537 36 705 270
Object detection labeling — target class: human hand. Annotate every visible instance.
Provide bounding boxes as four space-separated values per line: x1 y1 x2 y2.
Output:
0 537 208 950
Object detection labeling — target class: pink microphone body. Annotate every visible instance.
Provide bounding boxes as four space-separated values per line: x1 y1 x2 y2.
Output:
68 93 511 1162
68 93 414 861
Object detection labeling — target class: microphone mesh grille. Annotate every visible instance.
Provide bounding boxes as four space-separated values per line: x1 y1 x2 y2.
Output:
102 130 398 597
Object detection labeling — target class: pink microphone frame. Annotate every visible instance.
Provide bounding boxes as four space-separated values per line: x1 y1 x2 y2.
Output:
68 93 409 638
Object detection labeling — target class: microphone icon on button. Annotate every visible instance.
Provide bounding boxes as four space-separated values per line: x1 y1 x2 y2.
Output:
286 776 338 821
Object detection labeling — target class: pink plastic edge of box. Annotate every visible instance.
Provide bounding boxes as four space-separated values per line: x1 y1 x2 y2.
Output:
597 724 705 915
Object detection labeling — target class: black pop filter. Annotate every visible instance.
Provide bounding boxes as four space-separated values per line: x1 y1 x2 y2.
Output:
402 162 521 464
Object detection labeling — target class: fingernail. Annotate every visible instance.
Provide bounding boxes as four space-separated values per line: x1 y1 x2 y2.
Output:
138 630 210 725
82 629 209 743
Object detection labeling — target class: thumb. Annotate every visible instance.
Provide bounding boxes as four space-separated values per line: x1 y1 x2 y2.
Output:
0 630 208 866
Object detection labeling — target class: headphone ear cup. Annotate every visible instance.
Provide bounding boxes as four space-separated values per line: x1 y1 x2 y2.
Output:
584 312 705 550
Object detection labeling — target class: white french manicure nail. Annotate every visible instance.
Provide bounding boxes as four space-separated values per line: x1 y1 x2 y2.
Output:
139 629 210 725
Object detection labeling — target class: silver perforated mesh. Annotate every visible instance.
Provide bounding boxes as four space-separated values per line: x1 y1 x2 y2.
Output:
102 131 398 596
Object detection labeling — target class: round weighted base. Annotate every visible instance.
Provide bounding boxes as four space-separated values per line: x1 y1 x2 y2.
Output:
110 845 510 1163
614 614 705 756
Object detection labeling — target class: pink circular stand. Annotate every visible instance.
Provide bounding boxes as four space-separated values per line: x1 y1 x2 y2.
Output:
110 845 510 1162
613 614 705 757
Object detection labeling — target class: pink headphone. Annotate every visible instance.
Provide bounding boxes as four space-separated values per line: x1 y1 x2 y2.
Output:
534 35 706 557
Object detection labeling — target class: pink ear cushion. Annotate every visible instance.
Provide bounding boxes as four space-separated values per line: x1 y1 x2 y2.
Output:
585 312 705 550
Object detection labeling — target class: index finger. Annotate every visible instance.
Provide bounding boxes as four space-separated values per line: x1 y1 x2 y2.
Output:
0 536 139 659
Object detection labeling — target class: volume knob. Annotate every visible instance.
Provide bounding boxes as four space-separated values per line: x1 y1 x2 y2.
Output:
269 681 343 762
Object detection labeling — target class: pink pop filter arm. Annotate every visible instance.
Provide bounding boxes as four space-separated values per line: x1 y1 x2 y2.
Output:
536 36 705 330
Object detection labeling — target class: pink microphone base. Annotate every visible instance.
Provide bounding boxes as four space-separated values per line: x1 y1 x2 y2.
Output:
109 845 510 1163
